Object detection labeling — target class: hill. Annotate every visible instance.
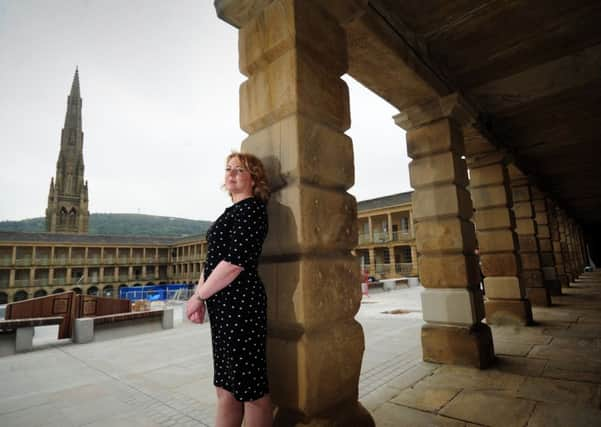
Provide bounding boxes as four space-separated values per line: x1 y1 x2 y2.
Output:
0 213 211 237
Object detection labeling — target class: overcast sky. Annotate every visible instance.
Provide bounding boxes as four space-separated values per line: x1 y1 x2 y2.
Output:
0 0 410 222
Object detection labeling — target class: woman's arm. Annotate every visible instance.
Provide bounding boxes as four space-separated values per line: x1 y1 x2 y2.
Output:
195 260 243 300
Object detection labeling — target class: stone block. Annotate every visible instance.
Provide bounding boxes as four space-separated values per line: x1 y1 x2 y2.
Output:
239 0 347 76
515 218 535 235
469 163 505 186
73 318 94 344
518 235 539 251
260 255 361 329
391 387 459 412
15 327 34 353
526 287 551 307
539 252 555 267
483 276 524 299
532 199 546 212
412 185 473 221
418 254 481 288
421 288 484 325
409 151 468 187
406 118 464 159
477 230 517 253
240 49 350 134
520 253 541 270
480 253 520 277
512 201 532 218
520 270 544 288
541 266 557 281
511 186 531 202
473 207 513 230
538 239 552 252
161 308 174 329
263 184 356 256
537 225 550 238
484 300 533 326
267 319 364 415
470 185 509 210
242 114 354 191
421 323 495 368
415 218 476 253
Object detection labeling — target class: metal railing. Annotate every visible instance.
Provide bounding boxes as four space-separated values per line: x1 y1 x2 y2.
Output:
0 257 12 266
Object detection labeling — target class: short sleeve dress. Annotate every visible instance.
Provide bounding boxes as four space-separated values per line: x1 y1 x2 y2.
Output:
203 196 269 402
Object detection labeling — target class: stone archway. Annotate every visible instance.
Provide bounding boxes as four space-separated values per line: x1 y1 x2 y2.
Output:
87 286 99 296
14 290 28 301
34 289 47 298
52 288 65 294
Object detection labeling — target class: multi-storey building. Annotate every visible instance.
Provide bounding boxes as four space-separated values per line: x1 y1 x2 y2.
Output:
0 191 419 303
0 232 206 303
355 191 417 279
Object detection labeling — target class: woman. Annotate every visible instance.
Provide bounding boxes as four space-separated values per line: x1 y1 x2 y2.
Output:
186 152 272 427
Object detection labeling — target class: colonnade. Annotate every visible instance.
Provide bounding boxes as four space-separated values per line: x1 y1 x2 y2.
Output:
215 1 590 425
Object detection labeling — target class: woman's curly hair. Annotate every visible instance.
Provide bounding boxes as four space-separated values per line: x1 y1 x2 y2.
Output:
226 152 270 203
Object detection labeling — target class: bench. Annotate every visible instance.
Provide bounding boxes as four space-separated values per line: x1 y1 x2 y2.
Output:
73 308 175 344
0 316 64 356
381 277 409 291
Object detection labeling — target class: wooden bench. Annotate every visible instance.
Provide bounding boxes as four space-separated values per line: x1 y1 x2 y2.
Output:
73 308 175 344
0 316 64 356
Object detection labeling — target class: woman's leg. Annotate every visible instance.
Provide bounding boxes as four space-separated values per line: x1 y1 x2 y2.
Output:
215 387 244 427
243 394 273 427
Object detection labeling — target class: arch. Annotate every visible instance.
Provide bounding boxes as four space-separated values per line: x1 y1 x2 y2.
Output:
133 283 142 287
72 287 83 294
52 288 65 294
58 207 69 225
68 208 77 226
14 290 28 301
0 292 8 304
87 286 99 296
103 285 114 297
34 289 47 298
146 282 155 286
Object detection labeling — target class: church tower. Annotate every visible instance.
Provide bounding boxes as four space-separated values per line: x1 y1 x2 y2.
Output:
46 68 89 233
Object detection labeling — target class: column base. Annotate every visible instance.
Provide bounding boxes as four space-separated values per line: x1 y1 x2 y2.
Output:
421 323 495 369
274 401 374 427
526 287 551 306
484 299 533 326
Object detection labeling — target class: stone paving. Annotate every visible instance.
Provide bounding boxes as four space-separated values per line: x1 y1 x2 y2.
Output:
1 273 600 426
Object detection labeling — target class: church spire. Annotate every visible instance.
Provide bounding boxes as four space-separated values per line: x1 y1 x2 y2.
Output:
46 68 89 233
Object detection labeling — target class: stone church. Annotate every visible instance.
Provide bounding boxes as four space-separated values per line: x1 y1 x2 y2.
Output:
45 68 90 233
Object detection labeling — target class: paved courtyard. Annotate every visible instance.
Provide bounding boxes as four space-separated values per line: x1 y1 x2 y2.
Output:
1 272 600 426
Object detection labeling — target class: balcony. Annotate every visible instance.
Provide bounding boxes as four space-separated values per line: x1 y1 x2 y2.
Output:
0 257 12 266
35 257 50 266
71 257 84 265
365 262 415 278
13 279 32 287
15 258 32 266
392 230 412 241
52 278 66 285
87 257 101 265
103 257 115 264
159 256 169 263
117 258 129 265
132 257 143 264
53 257 68 266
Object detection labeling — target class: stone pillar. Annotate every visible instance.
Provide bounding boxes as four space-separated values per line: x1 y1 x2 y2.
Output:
570 220 585 272
410 245 418 276
11 246 16 265
368 216 373 243
556 209 574 283
9 270 15 288
531 187 562 296
389 247 396 274
394 94 494 368
467 151 532 325
216 1 373 425
507 166 551 306
546 198 569 288
561 211 579 281
387 213 393 240
578 227 589 267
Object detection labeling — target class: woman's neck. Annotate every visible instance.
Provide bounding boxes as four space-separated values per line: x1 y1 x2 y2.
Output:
232 193 253 204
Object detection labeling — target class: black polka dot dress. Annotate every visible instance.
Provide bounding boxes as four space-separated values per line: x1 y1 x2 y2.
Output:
204 196 269 402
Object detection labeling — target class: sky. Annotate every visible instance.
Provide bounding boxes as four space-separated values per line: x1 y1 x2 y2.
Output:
0 0 410 222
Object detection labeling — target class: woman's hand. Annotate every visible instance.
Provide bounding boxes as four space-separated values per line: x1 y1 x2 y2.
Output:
186 294 205 324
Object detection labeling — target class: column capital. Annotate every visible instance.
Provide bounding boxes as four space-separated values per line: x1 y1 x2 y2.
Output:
393 93 477 131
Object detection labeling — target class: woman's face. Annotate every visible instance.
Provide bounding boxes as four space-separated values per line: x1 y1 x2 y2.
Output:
225 156 254 197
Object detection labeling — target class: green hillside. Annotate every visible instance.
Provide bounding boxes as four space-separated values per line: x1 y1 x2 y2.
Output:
0 213 211 237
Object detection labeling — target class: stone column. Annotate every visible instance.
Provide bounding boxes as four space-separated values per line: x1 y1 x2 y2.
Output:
546 198 569 288
556 209 574 283
531 187 561 296
507 166 551 306
216 1 373 424
578 227 589 267
394 94 494 368
387 213 393 240
368 216 373 243
410 245 418 276
467 151 532 325
389 247 396 274
562 211 580 280
571 220 585 272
